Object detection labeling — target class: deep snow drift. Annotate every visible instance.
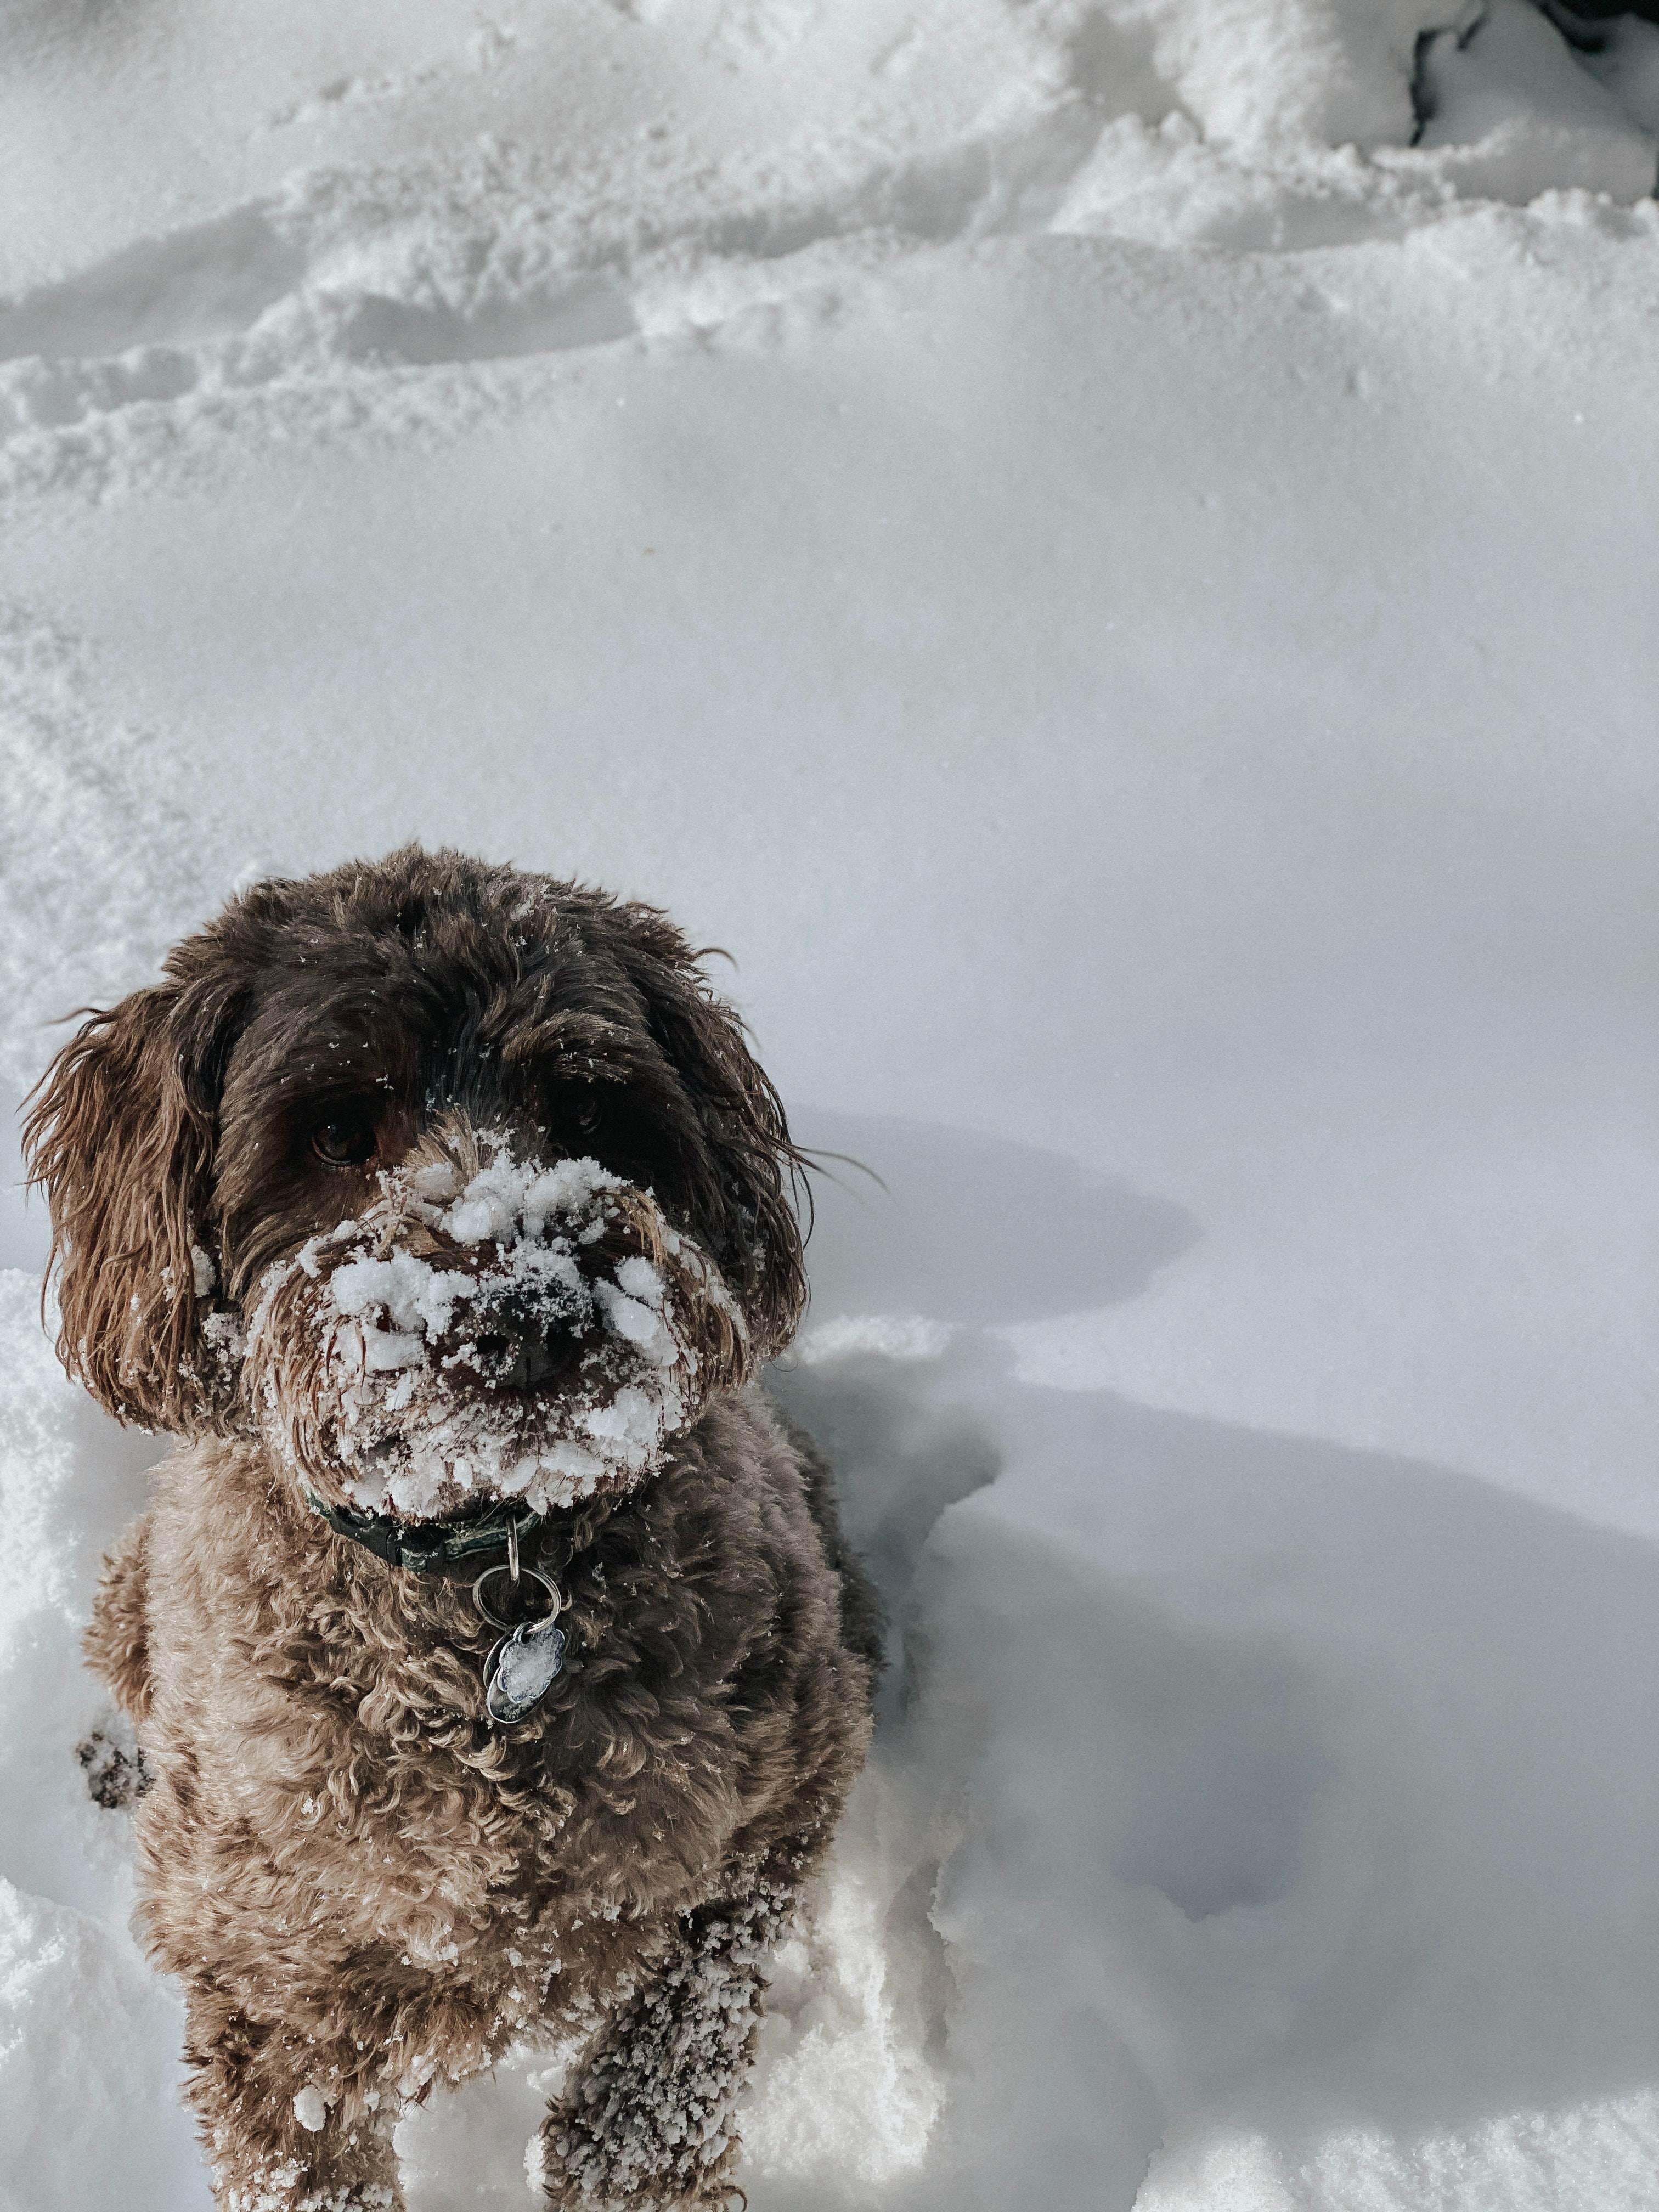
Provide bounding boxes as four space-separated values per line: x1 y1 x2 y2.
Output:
3 3 1659 2209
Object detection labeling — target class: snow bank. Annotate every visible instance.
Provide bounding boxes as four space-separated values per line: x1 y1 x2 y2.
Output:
0 1877 202 2212
0 1274 205 2208
2 1 1657 2207
774 1317 1659 2211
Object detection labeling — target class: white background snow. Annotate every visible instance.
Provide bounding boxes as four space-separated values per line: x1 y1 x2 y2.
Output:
2 2 1658 2207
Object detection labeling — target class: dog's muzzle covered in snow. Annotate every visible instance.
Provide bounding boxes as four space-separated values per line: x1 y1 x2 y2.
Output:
245 1128 752 1520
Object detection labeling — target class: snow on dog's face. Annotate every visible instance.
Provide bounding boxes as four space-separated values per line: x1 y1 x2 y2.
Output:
245 1128 748 1517
24 848 805 1459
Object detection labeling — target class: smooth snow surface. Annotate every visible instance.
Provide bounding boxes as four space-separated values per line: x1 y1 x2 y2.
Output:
2 3 1657 2209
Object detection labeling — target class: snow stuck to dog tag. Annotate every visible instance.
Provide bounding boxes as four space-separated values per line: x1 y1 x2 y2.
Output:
486 1615 567 1725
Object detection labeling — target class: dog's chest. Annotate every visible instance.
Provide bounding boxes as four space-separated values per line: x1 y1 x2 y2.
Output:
142 1431 801 1953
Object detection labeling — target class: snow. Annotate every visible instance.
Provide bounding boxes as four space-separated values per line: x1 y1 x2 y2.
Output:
1 2 1657 2208
1415 0 1659 200
293 2087 330 2136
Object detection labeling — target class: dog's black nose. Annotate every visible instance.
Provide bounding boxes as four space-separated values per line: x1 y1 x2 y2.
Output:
466 1327 569 1390
448 1283 588 1395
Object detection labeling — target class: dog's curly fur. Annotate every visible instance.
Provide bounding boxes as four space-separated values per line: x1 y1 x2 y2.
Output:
26 848 881 2212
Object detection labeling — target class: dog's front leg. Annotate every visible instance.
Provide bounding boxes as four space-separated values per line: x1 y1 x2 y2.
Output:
84 1509 153 1722
182 1989 405 2212
537 1855 800 2211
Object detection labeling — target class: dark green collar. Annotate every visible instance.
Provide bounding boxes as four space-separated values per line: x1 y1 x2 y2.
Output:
306 1491 548 1577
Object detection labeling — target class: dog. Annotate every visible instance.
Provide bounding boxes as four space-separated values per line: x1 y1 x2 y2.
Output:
25 845 881 2212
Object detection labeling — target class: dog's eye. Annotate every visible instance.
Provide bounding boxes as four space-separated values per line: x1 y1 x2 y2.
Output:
309 1113 377 1169
573 1096 603 1141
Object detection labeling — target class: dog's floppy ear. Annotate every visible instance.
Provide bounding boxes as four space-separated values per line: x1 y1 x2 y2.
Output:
611 910 806 1359
24 978 235 1432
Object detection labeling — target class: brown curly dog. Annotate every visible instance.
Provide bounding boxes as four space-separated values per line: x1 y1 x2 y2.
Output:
24 847 881 2212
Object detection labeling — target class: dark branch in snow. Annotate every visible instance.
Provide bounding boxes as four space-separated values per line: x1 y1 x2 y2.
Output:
1411 5 1490 143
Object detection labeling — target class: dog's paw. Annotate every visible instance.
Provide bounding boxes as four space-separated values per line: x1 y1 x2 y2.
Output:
76 1719 152 1810
532 2117 744 2211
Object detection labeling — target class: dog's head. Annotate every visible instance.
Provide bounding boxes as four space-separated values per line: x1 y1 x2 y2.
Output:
24 847 805 1517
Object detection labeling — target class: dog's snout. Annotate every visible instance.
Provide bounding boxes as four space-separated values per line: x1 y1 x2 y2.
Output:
255 1130 747 1520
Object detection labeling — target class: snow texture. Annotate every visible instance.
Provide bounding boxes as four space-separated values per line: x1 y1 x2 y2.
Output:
2 2 1658 2209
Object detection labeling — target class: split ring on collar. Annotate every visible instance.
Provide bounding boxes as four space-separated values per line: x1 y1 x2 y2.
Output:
472 1560 561 1630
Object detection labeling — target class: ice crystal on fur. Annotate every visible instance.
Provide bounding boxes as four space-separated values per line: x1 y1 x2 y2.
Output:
245 1136 750 1519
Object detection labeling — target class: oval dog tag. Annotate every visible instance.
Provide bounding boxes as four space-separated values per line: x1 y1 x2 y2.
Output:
485 1614 567 1726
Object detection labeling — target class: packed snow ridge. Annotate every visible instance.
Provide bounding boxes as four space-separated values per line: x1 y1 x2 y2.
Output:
0 0 1656 489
